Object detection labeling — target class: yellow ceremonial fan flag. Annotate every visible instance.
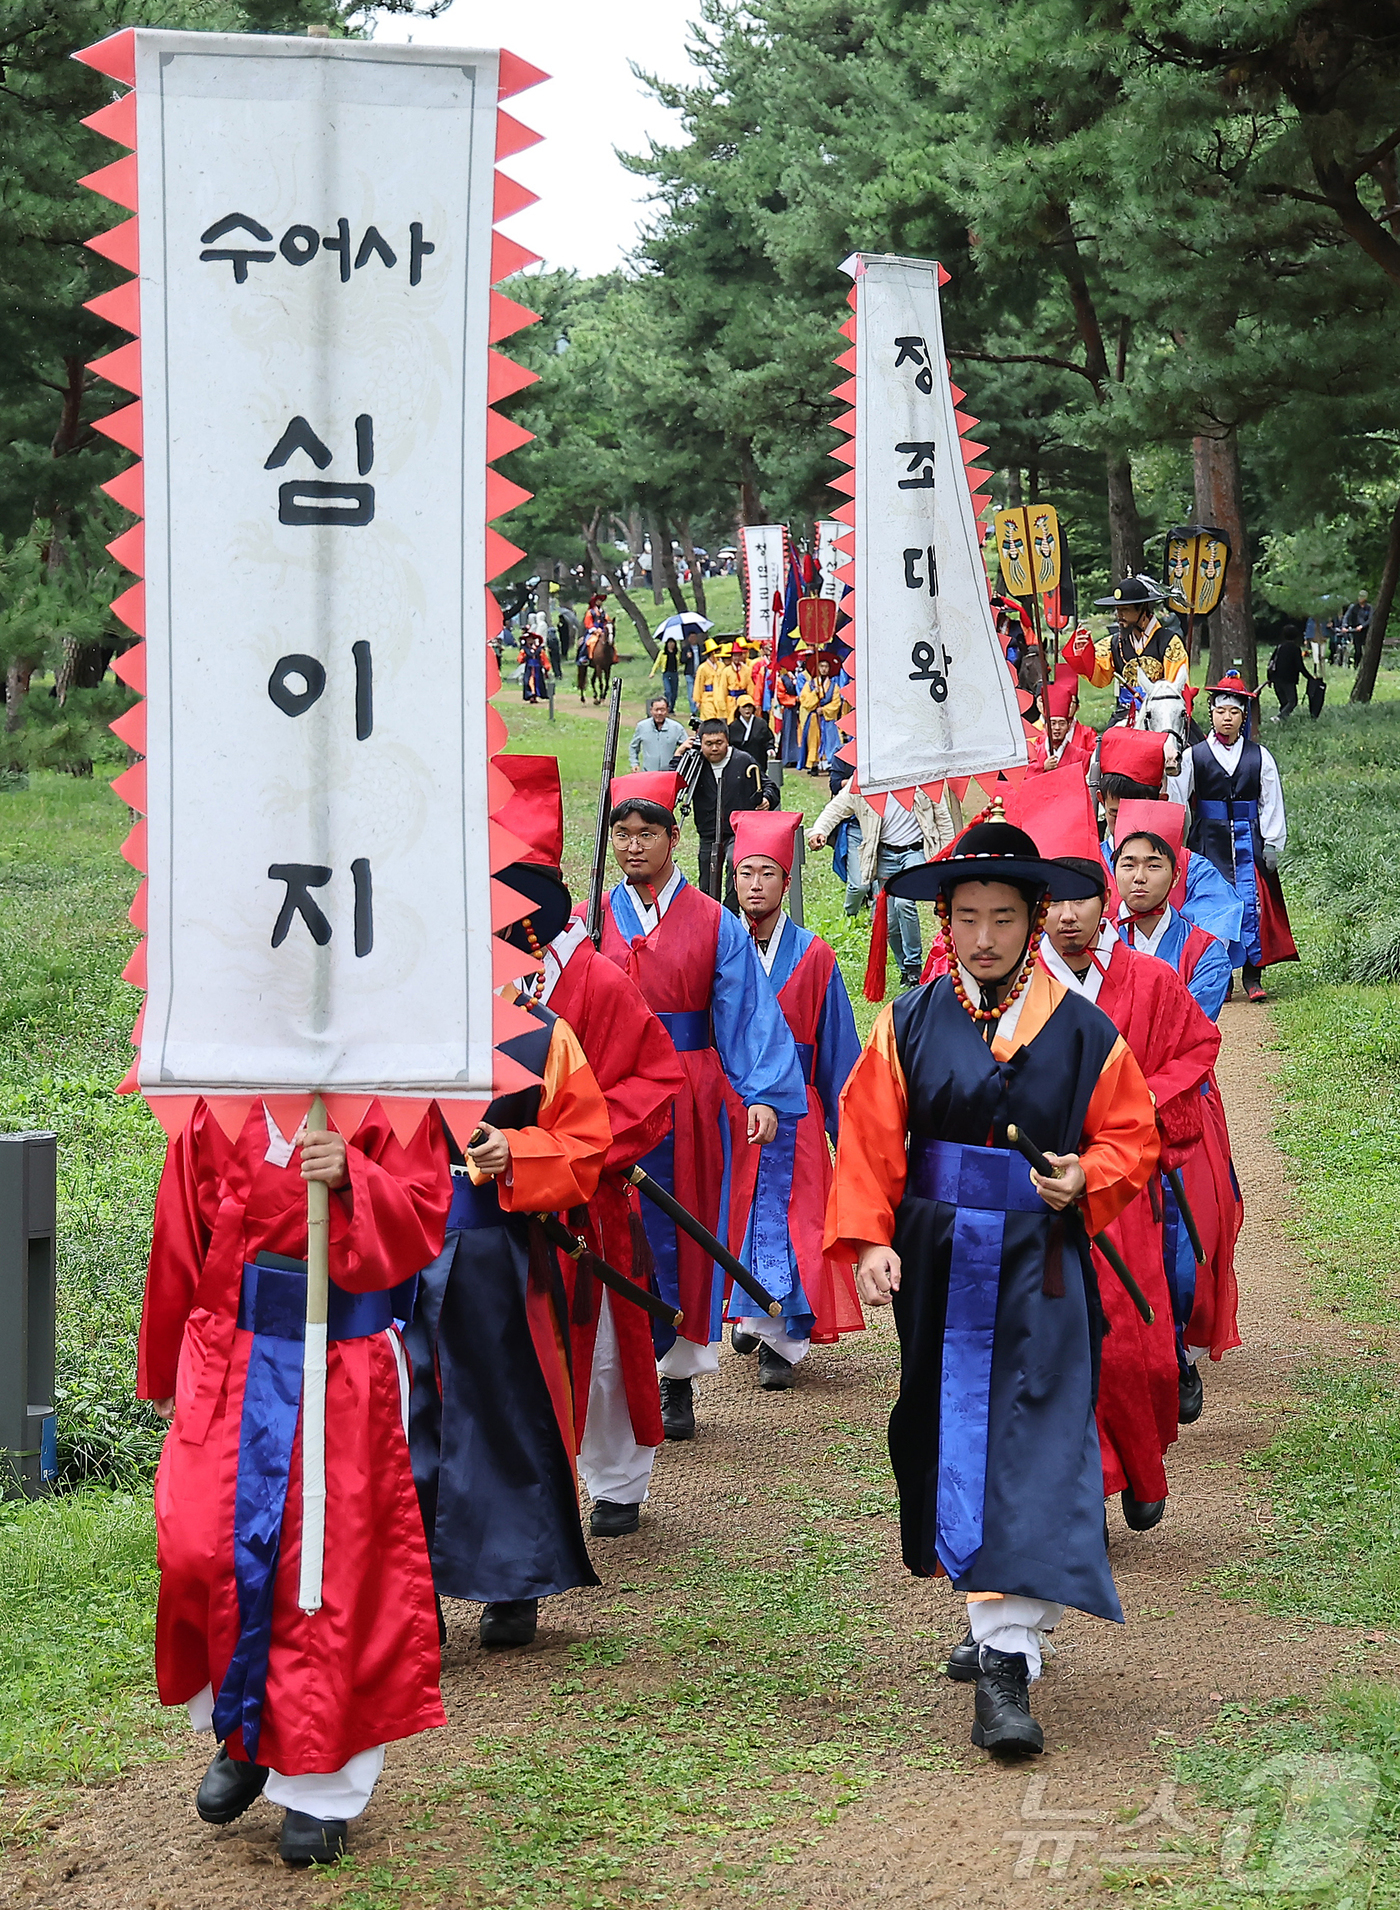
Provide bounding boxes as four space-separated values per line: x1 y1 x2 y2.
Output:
1028 504 1062 592
994 508 1032 595
1164 526 1231 616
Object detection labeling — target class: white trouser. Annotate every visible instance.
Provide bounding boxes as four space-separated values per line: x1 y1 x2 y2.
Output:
657 1337 720 1380
734 1313 811 1364
579 1292 658 1506
967 1596 1064 1681
186 1684 384 1820
1185 1344 1209 1366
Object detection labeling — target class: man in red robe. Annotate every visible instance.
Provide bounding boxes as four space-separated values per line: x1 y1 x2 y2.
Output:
727 809 864 1388
1027 774 1220 1532
1026 675 1096 776
600 772 807 1440
498 756 686 1538
139 1100 451 1865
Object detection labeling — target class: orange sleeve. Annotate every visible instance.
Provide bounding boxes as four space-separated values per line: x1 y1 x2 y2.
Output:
1078 1035 1161 1237
489 1019 613 1214
823 1005 909 1258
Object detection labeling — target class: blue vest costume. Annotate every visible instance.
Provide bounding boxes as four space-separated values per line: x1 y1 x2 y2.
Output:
401 1005 598 1605
886 979 1123 1624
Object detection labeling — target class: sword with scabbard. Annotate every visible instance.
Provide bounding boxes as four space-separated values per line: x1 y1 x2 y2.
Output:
1163 1165 1207 1265
625 1164 783 1317
463 1126 682 1329
1005 1123 1155 1325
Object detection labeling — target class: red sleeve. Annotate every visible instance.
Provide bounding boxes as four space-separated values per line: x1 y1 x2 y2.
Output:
332 1103 452 1295
569 951 683 1171
492 1019 613 1213
137 1113 215 1401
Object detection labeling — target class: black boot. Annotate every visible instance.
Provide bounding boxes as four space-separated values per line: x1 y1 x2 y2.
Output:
971 1649 1043 1755
730 1321 759 1355
435 1593 447 1647
590 1498 641 1537
660 1376 695 1440
480 1597 539 1648
1178 1363 1204 1424
945 1629 979 1683
758 1343 797 1391
279 1810 348 1866
1121 1488 1167 1532
1242 963 1267 1001
195 1743 269 1824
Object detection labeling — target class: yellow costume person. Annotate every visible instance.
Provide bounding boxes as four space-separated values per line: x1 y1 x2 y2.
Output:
1063 577 1188 723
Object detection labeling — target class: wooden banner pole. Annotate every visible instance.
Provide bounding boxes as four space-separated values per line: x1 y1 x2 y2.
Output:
298 1092 330 1615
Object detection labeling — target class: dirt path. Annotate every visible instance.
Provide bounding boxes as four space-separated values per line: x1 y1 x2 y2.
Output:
2 1003 1380 1908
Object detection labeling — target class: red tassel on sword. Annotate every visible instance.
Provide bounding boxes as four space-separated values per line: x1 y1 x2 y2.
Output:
864 886 890 1003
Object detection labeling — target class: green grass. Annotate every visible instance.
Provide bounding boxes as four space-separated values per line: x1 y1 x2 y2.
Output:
0 1489 168 1796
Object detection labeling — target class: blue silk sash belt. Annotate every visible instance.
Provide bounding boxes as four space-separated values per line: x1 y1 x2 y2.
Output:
657 1009 712 1052
447 1169 504 1232
907 1138 1044 1580
1197 800 1261 957
212 1257 392 1762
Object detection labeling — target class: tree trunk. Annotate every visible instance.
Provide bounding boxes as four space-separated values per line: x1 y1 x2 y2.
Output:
646 516 665 604
581 522 657 659
737 438 765 525
5 661 33 735
1006 467 1024 507
1196 430 1256 688
1106 450 1144 581
677 514 707 618
1352 489 1400 703
655 516 687 614
1048 209 1145 580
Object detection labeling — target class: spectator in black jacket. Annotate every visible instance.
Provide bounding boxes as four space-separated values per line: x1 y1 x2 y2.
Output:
728 698 776 781
1267 626 1313 721
682 718 778 909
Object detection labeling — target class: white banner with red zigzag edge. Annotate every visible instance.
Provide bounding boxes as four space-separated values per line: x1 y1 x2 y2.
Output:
830 253 1032 811
76 28 549 1153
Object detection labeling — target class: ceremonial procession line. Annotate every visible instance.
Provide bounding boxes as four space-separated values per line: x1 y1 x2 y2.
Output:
50 25 1322 1891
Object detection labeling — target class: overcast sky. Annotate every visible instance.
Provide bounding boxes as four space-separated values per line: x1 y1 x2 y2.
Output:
371 0 702 276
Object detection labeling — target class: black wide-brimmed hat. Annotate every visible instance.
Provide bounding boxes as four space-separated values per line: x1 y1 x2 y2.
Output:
495 861 573 953
885 820 1105 904
1094 574 1167 608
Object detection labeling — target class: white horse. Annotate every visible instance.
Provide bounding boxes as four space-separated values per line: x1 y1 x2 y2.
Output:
1138 678 1197 777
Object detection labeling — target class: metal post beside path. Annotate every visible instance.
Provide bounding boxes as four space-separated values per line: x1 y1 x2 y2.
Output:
0 1132 58 1496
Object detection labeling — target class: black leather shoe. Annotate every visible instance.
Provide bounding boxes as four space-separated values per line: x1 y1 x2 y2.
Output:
758 1344 797 1391
480 1597 539 1648
590 1498 641 1537
971 1649 1043 1755
1121 1489 1167 1532
195 1743 269 1824
436 1593 447 1647
279 1810 348 1866
730 1322 759 1355
1178 1364 1204 1424
660 1376 695 1440
945 1630 979 1683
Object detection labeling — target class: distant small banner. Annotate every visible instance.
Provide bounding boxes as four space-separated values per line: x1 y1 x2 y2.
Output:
741 525 787 649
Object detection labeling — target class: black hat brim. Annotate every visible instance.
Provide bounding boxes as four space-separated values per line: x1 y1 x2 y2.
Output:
496 863 573 952
886 856 1104 904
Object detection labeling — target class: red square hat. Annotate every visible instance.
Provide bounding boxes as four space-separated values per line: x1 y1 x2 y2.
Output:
731 809 803 876
497 755 564 867
1097 726 1167 787
611 771 680 816
1005 763 1099 863
1042 675 1080 721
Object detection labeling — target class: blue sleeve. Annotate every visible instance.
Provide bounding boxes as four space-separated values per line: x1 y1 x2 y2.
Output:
1188 938 1234 1022
1184 852 1245 948
712 911 809 1116
813 963 862 1145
